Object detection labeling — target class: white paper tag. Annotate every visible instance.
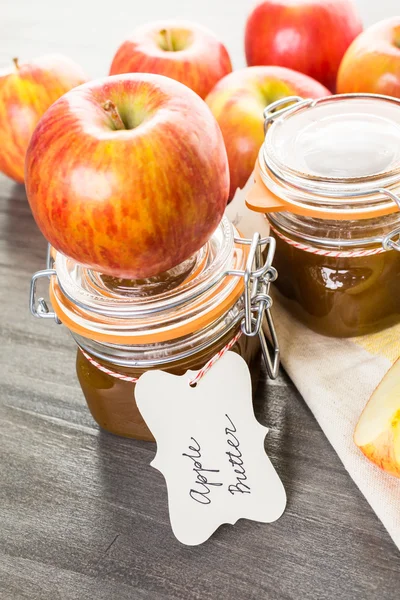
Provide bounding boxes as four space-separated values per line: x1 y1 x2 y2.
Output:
135 351 286 546
225 173 270 240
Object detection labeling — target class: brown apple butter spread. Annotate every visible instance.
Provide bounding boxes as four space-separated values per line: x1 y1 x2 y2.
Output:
271 225 400 337
76 328 260 441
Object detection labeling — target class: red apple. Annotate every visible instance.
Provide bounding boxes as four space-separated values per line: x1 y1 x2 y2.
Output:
354 359 400 478
206 66 330 200
0 54 88 183
337 17 400 97
245 0 362 92
109 20 232 99
25 74 229 279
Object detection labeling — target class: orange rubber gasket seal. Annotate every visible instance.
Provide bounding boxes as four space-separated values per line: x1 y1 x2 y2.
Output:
246 160 400 221
49 245 248 345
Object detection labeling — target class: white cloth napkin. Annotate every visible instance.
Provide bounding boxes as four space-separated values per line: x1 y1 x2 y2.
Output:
226 179 400 551
270 300 400 550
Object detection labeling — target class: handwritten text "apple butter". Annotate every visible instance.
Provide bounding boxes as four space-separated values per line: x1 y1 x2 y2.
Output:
183 414 250 505
182 438 223 505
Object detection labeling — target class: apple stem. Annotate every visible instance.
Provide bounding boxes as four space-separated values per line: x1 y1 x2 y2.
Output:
160 28 175 51
102 100 125 130
13 57 19 70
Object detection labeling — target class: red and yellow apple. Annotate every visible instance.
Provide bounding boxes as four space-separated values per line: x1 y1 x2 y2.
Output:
337 17 400 97
109 20 232 100
206 66 330 200
245 0 362 92
25 74 229 279
354 359 400 478
0 54 88 183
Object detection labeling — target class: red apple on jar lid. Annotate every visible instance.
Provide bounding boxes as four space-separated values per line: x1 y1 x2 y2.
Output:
206 66 330 201
337 17 400 97
25 74 229 279
245 0 362 92
109 20 232 99
0 54 88 183
354 359 400 478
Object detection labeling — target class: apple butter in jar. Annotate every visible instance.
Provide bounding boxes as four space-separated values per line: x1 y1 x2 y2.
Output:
30 218 279 440
247 94 400 337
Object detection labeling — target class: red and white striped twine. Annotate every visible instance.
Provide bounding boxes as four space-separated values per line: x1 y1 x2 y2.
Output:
80 329 243 388
269 222 387 257
81 348 140 382
187 329 242 387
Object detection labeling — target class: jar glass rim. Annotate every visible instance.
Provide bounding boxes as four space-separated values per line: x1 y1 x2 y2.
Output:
267 210 400 249
71 307 244 367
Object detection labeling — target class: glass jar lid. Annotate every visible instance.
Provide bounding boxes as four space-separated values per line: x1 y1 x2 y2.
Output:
49 217 248 344
266 96 400 184
247 94 400 220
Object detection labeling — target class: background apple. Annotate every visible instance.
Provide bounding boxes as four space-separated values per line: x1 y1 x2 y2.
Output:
354 359 400 478
25 73 229 279
206 66 330 201
109 20 232 100
245 0 363 92
337 17 400 97
0 54 88 183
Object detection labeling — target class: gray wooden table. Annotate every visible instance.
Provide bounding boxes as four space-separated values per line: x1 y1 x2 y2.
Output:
1 1 400 598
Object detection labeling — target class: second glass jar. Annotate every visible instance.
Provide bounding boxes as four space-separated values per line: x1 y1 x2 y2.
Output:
247 94 400 337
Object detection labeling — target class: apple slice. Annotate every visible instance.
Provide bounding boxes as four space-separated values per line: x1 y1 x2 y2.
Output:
354 359 400 478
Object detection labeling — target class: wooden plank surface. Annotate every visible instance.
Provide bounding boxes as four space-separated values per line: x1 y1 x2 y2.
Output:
1 1 400 598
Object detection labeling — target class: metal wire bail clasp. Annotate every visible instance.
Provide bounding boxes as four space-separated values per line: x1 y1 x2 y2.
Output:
263 96 313 135
29 252 60 323
381 189 400 252
232 233 280 379
30 269 56 319
29 243 60 322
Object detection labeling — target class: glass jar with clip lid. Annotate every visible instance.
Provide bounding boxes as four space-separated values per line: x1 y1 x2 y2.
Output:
30 217 280 440
246 93 400 337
